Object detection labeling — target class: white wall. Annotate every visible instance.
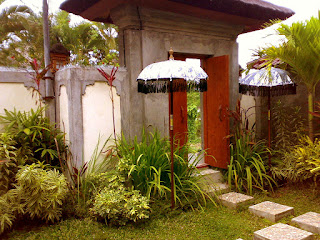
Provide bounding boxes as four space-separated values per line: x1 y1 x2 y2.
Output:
0 83 40 131
0 83 40 115
240 95 256 132
82 82 121 163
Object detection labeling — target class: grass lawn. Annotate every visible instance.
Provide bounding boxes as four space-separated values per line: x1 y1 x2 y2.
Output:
4 183 320 240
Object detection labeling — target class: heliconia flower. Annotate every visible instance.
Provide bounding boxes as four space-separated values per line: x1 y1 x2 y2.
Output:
29 59 51 90
97 66 118 87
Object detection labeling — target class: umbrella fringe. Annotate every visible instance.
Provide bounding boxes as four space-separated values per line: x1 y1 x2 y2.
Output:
138 79 207 94
239 84 297 97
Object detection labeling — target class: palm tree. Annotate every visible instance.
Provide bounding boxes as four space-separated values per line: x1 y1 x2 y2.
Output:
261 12 320 141
0 6 118 67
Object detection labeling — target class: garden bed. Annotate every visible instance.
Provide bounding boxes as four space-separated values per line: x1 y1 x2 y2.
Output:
4 183 320 240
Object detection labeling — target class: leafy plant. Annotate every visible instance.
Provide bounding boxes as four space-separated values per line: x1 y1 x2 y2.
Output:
97 67 119 141
228 134 275 194
270 101 306 182
0 163 67 234
275 136 320 182
261 13 320 141
91 174 150 225
15 163 68 222
0 107 66 167
115 130 211 209
272 100 305 152
0 133 19 195
227 101 275 194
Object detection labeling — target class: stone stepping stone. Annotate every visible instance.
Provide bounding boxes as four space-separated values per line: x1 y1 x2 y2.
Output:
218 192 254 209
254 223 314 240
292 212 320 234
249 201 294 222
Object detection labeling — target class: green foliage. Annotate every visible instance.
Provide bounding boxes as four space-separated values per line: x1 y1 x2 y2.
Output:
16 163 68 222
0 107 66 167
227 101 275 194
261 13 320 140
270 101 307 182
0 133 19 194
0 163 67 234
187 92 201 145
228 134 275 194
0 191 16 234
91 183 150 225
0 5 118 67
272 100 305 152
273 136 320 182
115 130 210 209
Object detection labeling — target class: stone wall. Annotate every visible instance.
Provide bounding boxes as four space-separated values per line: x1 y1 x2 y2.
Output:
112 4 243 140
55 66 126 167
0 67 43 130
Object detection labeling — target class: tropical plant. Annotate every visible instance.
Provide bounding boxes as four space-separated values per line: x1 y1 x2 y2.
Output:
15 163 68 222
0 5 45 67
261 13 320 141
227 101 275 194
0 188 24 234
0 107 66 167
97 66 119 140
228 133 275 194
91 174 150 226
115 130 210 209
0 163 67 234
272 100 305 152
0 4 119 67
0 133 19 195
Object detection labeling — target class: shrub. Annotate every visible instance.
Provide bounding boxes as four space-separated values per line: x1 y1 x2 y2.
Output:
115 130 210 209
0 133 19 195
91 185 150 225
0 107 66 167
0 163 67 234
16 163 68 222
228 134 275 194
273 136 320 182
272 100 305 153
227 101 275 194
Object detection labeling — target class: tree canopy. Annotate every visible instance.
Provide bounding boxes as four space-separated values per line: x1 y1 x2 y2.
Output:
0 4 118 68
260 12 320 141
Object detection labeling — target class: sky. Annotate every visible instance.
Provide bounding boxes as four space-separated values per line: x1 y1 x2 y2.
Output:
1 0 320 68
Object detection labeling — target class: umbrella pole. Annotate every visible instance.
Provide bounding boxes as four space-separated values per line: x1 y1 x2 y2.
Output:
170 81 175 209
268 90 271 170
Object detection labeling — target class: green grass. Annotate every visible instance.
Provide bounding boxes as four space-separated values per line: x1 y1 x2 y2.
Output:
4 183 320 240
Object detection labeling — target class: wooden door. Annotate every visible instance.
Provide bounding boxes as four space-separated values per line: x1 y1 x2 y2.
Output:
169 79 188 147
203 55 230 169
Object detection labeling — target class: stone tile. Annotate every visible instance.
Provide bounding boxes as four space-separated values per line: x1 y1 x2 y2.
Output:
254 223 314 240
218 192 254 209
199 168 223 182
249 201 294 222
206 182 230 196
292 212 320 234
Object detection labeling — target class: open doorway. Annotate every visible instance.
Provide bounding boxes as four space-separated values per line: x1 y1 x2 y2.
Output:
186 58 202 152
171 53 230 169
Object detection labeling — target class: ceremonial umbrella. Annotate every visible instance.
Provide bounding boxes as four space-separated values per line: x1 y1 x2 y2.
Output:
137 48 208 208
239 67 296 168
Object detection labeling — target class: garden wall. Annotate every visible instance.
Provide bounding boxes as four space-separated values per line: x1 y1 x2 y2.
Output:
0 67 43 131
55 66 126 167
0 66 126 168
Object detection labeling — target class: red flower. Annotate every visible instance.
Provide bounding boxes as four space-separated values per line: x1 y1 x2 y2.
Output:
97 66 118 87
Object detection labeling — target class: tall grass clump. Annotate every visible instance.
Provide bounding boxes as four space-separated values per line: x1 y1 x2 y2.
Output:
227 100 275 194
115 130 210 209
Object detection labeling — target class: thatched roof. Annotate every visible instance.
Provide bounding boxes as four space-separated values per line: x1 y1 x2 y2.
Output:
60 0 294 33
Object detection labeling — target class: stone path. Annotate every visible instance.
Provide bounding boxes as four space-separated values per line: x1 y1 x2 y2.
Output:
199 167 319 240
